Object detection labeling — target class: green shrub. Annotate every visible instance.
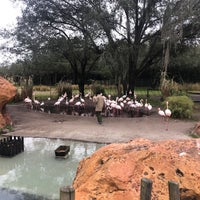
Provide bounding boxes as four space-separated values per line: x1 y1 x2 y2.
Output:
33 85 50 91
162 95 194 119
56 82 72 98
71 84 79 90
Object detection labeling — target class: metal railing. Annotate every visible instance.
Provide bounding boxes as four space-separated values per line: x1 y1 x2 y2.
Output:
0 136 24 157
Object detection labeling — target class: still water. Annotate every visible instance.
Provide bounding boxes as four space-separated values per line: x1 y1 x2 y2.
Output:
0 138 105 200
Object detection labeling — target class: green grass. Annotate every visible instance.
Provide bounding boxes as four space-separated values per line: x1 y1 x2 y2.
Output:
18 85 162 103
33 90 57 100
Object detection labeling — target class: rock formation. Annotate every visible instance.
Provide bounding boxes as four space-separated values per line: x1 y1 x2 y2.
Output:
192 122 200 136
0 76 16 128
73 138 200 200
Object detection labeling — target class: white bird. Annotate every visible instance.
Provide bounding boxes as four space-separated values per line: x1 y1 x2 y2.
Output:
135 99 143 108
144 99 148 109
85 92 91 98
118 97 123 102
75 93 80 98
130 103 137 108
120 102 124 108
63 92 67 98
80 97 85 103
54 101 61 106
165 101 171 117
158 108 165 118
147 103 152 115
75 101 81 106
24 96 33 109
69 96 75 104
24 96 32 103
122 95 127 99
65 98 69 105
33 99 40 105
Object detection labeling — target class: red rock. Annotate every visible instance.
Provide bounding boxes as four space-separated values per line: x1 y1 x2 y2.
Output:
73 138 200 200
0 76 16 128
192 122 200 136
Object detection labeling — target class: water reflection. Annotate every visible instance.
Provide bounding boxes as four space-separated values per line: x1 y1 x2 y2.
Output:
0 138 105 200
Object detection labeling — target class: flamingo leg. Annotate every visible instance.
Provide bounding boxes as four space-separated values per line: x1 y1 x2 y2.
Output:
166 117 169 131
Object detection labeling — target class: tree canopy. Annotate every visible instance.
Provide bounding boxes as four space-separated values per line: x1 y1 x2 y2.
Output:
2 0 200 95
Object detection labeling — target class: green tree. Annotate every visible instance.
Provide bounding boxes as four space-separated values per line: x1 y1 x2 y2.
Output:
8 0 200 95
14 0 103 95
159 0 200 97
86 0 166 95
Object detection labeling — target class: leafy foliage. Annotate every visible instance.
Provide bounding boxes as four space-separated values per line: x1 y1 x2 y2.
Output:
163 95 194 119
160 77 186 98
1 0 200 94
91 84 105 96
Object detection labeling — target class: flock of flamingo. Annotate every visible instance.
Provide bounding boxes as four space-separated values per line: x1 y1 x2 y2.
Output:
24 92 172 126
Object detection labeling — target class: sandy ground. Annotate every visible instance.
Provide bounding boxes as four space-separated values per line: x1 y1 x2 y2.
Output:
5 103 199 144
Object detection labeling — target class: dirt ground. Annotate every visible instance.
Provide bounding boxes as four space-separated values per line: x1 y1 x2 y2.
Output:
5 103 200 144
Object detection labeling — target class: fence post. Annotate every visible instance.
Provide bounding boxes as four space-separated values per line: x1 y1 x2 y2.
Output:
60 186 75 200
168 181 180 200
140 178 152 200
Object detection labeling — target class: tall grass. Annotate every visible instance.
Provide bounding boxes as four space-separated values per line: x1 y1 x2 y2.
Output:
33 86 57 100
24 84 162 100
18 83 199 103
182 83 200 92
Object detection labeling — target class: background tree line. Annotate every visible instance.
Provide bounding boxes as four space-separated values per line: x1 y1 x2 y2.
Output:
0 0 200 96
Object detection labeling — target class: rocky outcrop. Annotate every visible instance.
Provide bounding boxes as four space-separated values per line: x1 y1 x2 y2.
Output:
0 76 16 128
73 138 200 200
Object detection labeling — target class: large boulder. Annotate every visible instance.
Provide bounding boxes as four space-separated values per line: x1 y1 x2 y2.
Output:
192 122 200 136
73 138 200 200
0 76 16 128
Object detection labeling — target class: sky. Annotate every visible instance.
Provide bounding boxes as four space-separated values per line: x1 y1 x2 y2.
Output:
0 0 22 65
0 0 21 28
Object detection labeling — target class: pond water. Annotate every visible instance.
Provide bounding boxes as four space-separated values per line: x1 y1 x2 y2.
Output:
0 138 105 200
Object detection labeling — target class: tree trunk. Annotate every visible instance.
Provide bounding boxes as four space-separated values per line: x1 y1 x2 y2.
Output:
116 77 122 97
78 82 85 97
78 69 85 97
122 79 128 95
128 46 137 96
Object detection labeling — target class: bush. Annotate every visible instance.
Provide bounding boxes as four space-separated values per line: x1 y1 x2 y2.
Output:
91 84 105 95
56 82 72 98
160 78 185 98
162 95 194 119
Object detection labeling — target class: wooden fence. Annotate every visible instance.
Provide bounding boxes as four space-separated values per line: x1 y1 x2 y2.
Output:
60 178 180 200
